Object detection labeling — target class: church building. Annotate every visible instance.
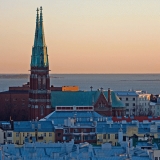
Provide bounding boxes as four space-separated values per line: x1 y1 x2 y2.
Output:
0 7 125 121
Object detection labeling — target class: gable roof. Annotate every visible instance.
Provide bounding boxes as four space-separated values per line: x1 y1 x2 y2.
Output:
51 90 124 108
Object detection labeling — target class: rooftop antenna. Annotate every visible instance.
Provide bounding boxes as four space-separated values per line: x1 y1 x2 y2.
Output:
90 86 93 91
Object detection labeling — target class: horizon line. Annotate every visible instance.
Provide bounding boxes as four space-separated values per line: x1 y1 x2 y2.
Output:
0 73 160 75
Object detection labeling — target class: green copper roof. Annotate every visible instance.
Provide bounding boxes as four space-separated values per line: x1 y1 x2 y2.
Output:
31 7 49 67
51 90 124 108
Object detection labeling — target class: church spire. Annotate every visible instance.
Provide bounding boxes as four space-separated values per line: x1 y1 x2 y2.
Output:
34 8 39 47
31 7 49 67
29 7 51 121
38 6 46 47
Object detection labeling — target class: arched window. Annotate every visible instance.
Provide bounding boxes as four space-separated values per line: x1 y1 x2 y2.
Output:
40 106 44 116
42 75 46 89
38 76 41 89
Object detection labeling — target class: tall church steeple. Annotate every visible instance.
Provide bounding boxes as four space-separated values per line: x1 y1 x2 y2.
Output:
34 8 39 47
29 7 52 120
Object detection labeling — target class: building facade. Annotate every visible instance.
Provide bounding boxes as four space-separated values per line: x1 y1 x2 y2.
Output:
115 90 151 116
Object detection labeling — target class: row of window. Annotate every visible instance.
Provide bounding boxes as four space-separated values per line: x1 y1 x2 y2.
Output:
38 76 46 90
63 128 94 134
125 103 135 107
63 135 96 141
16 132 52 137
119 98 136 101
5 99 26 101
99 134 118 140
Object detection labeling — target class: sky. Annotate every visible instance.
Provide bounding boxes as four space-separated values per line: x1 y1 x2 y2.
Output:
1 0 160 74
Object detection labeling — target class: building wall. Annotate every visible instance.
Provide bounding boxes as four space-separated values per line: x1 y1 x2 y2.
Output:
94 92 112 116
126 126 138 137
97 133 118 146
55 127 96 144
13 131 55 145
0 92 29 121
13 132 35 145
137 94 151 116
154 104 160 116
62 86 79 91
118 95 137 116
37 132 55 143
0 129 4 144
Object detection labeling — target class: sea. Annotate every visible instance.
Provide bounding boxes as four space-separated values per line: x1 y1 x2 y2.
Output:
0 74 160 94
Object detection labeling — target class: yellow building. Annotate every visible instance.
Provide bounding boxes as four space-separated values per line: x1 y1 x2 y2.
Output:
97 133 118 146
13 121 55 145
96 123 160 146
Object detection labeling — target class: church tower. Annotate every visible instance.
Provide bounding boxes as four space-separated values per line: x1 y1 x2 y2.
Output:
29 7 52 120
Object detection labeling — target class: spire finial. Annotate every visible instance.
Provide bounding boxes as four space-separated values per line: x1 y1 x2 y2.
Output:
40 6 43 22
36 8 39 23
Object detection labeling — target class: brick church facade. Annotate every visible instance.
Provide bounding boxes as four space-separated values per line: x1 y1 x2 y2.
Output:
0 7 125 121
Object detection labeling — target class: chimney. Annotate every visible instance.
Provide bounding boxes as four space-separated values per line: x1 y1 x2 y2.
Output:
108 88 112 105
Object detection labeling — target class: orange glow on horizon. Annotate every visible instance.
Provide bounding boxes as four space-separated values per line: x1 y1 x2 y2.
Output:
1 1 160 74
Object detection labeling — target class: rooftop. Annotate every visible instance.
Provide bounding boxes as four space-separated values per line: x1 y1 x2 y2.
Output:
51 90 124 108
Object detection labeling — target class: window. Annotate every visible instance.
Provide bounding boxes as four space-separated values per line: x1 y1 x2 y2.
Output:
38 76 41 89
27 133 29 136
7 140 12 144
84 136 88 140
16 133 19 137
108 134 110 139
58 133 61 137
64 129 68 133
133 98 135 101
40 106 44 116
155 157 158 160
44 133 46 137
49 133 52 137
103 134 106 139
7 132 12 137
16 140 19 144
133 103 135 106
91 128 95 132
115 134 118 139
74 136 80 140
125 103 129 107
74 129 78 133
42 76 46 89
126 98 128 101
83 129 87 132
